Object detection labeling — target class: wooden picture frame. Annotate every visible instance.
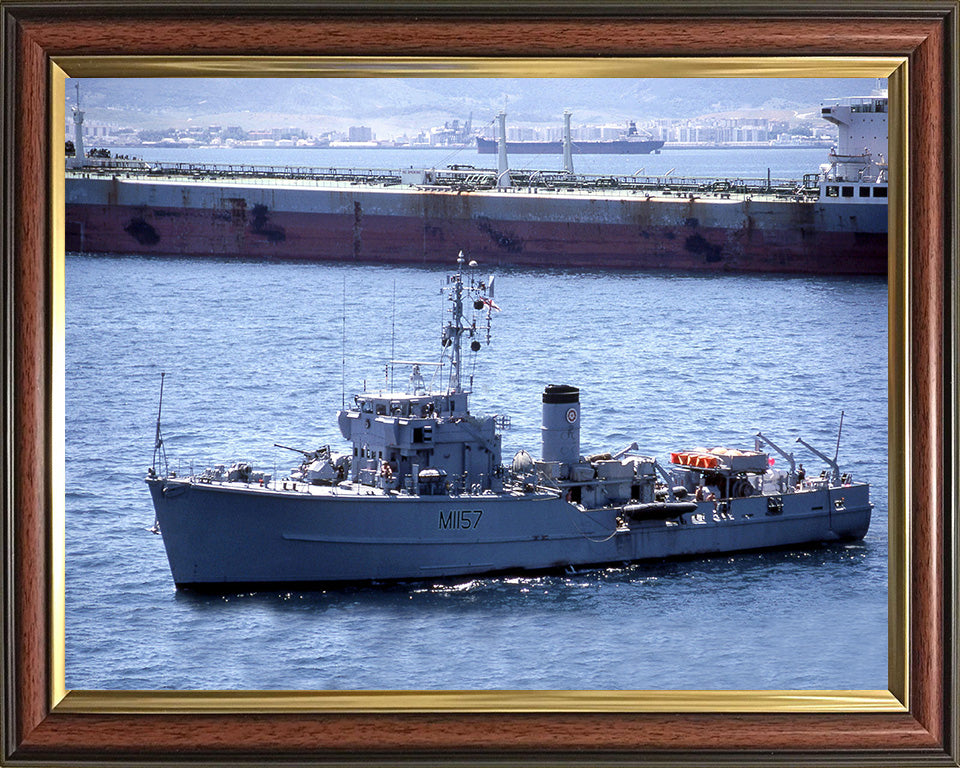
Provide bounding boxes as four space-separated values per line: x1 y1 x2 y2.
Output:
2 1 957 764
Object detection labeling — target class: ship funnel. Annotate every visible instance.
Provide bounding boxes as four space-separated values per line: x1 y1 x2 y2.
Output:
541 384 580 465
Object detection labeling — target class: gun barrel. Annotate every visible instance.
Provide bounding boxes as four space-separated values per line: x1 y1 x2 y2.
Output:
274 443 309 455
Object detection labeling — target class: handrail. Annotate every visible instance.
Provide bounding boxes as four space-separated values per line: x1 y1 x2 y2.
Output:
66 159 810 198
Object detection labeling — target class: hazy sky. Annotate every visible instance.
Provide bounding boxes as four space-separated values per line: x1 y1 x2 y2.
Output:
67 77 885 132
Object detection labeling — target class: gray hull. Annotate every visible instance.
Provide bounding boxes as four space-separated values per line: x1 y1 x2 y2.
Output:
147 478 871 588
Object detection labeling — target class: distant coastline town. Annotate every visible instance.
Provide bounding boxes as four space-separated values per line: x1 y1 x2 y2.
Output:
65 111 838 152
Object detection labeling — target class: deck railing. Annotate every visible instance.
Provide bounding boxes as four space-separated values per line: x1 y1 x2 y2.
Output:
66 159 815 199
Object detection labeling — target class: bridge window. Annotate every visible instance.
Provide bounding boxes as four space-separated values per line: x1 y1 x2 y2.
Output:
859 186 871 197
873 187 888 198
826 186 839 197
841 186 854 198
413 425 433 443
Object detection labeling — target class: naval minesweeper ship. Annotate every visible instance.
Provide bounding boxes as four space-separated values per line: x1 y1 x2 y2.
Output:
67 95 888 274
145 254 872 589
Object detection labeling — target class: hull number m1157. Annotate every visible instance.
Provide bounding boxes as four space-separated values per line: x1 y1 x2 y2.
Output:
439 509 483 530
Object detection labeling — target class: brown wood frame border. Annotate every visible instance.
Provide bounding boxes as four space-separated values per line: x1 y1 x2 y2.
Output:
2 2 957 765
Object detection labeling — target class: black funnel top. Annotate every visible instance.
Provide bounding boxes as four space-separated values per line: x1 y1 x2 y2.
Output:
542 384 580 404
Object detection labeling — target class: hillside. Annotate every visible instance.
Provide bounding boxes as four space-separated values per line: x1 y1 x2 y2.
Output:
66 77 881 134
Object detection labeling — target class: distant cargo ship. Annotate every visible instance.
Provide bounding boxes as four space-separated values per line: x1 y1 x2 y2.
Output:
64 97 887 275
477 120 664 155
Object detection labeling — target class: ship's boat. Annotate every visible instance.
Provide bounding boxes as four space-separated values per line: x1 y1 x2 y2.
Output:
145 254 872 589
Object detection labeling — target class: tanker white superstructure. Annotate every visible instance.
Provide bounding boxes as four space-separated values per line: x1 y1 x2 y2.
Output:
145 254 872 589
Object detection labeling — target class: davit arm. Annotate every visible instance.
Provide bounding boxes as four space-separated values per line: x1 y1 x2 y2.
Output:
794 437 840 484
754 431 796 484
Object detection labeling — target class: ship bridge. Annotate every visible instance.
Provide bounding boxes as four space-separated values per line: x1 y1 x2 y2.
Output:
819 94 888 187
349 390 469 420
337 391 502 494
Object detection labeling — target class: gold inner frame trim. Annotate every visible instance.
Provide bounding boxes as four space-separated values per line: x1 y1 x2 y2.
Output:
49 63 67 715
883 61 909 712
49 55 908 715
57 688 904 715
52 56 903 79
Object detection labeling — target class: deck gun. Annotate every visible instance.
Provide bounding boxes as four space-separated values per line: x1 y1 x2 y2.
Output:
274 443 329 463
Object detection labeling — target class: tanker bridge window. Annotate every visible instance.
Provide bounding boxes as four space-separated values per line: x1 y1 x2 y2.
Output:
873 187 887 198
826 186 839 197
841 186 854 198
859 186 871 197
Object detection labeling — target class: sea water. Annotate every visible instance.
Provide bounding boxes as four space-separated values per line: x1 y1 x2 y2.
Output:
65 254 887 691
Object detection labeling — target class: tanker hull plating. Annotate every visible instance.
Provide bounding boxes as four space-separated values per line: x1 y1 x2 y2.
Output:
65 176 887 274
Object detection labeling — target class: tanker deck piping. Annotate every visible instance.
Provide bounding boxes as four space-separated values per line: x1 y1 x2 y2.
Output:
66 159 820 201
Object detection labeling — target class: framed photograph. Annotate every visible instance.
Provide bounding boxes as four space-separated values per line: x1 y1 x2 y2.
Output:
2 2 956 765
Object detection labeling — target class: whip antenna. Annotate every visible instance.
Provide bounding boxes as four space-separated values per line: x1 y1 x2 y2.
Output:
390 278 397 393
833 410 845 463
151 372 168 475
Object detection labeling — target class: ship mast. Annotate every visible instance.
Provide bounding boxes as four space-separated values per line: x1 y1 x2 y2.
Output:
446 252 468 393
440 252 497 394
70 81 85 169
496 110 511 188
562 110 575 174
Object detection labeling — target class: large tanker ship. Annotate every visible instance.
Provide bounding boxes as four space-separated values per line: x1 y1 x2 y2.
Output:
476 115 664 155
64 97 888 274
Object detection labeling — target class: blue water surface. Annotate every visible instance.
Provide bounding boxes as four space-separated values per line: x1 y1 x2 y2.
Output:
64 254 887 691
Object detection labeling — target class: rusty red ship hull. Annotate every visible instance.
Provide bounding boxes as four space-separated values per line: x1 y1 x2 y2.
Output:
64 174 887 274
